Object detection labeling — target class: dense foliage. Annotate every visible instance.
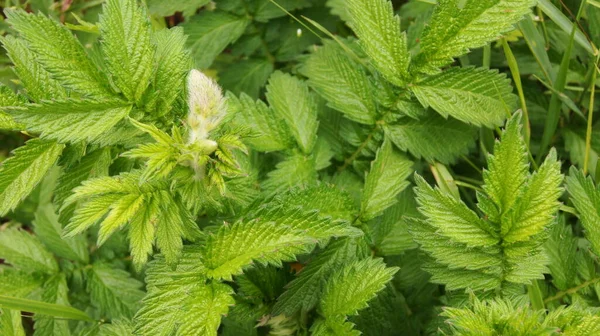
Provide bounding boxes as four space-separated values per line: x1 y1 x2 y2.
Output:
0 0 599 335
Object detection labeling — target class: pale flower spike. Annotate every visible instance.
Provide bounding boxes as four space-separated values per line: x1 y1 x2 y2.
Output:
186 69 227 144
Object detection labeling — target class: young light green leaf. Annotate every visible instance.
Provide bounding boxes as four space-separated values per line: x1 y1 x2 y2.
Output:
227 92 290 152
411 67 517 127
0 139 64 216
483 111 529 213
384 112 476 164
146 27 192 116
182 11 249 68
360 138 413 221
86 263 145 320
320 258 398 318
100 0 154 102
5 9 111 97
302 41 377 125
346 0 410 86
266 72 319 154
0 86 26 131
413 0 534 73
7 100 132 144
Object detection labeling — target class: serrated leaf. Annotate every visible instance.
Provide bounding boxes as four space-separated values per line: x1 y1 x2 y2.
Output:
384 112 476 164
0 269 43 298
33 274 71 336
0 35 67 101
227 92 290 152
86 263 145 319
266 72 319 154
147 0 210 17
202 219 314 281
182 11 249 68
0 139 64 216
5 9 111 97
502 149 563 243
320 258 398 317
178 282 235 336
262 154 317 194
361 138 413 221
413 0 535 73
34 204 88 263
566 167 600 257
414 175 498 247
273 238 360 316
302 41 377 125
7 100 132 144
147 27 192 117
483 112 529 214
411 67 517 127
0 86 26 131
347 0 409 86
0 308 25 336
133 246 206 336
98 320 134 336
100 0 154 102
251 0 311 22
544 218 578 291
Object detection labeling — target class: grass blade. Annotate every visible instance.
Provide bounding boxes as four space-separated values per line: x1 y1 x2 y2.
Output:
0 295 94 322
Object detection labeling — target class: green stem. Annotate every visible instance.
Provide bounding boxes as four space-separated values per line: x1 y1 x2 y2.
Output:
584 56 599 175
454 181 484 193
338 127 377 172
544 276 600 304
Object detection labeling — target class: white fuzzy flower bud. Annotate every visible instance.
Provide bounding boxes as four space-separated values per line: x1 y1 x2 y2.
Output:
186 69 227 144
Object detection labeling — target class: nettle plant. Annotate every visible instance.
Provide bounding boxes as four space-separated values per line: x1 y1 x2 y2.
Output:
0 0 600 335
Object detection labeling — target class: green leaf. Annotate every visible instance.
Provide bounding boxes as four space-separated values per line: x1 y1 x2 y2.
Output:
182 11 249 69
146 27 192 117
0 228 58 274
33 274 71 336
302 41 377 125
346 0 409 86
219 58 274 99
262 154 317 194
320 258 397 317
202 218 314 281
226 92 290 152
266 71 319 154
54 147 113 213
360 138 413 221
384 112 476 164
544 218 578 291
100 0 154 102
86 263 145 319
0 139 64 216
0 269 43 298
414 175 498 247
0 308 25 336
273 238 361 316
5 9 111 97
178 282 235 336
0 35 67 101
98 320 134 336
566 167 600 257
483 112 529 214
134 246 206 336
7 100 132 144
0 86 26 131
413 0 534 73
410 67 517 127
147 0 210 17
33 204 88 263
0 295 93 322
501 149 563 243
